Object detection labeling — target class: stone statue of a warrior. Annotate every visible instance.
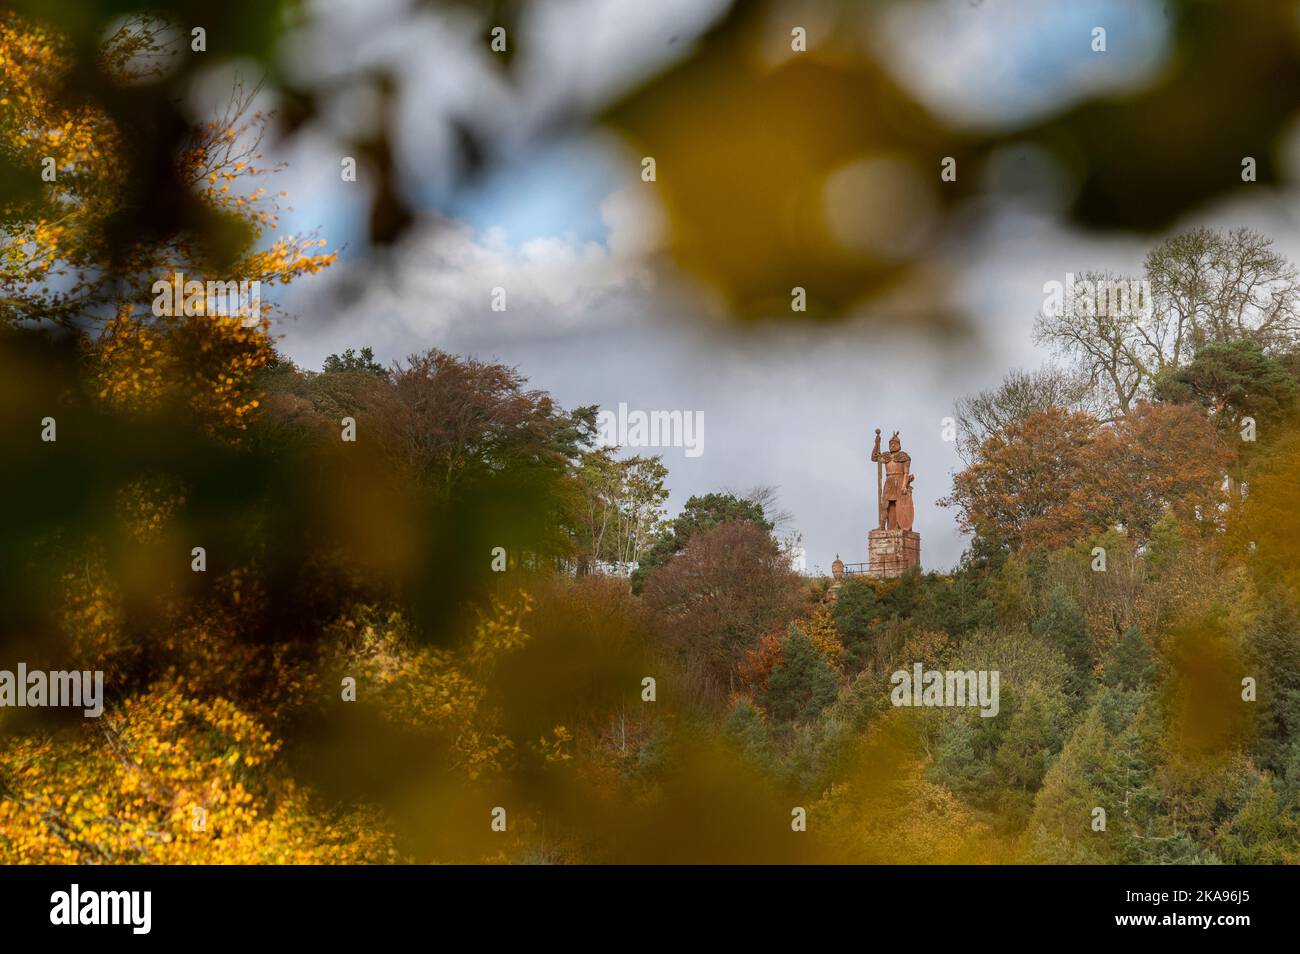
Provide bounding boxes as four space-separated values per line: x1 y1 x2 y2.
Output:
872 429 915 532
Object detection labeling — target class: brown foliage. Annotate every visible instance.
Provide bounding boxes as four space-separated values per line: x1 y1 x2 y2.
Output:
944 402 1231 552
640 521 803 700
739 606 843 693
364 350 573 493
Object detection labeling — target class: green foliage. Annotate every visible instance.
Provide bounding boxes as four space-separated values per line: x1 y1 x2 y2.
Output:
760 626 839 724
830 578 878 669
1154 339 1299 431
321 346 388 377
1281 737 1300 802
993 685 1060 794
1103 625 1158 691
1243 594 1300 774
910 572 997 641
929 713 993 800
879 568 924 619
1027 689 1151 863
724 696 772 769
1032 586 1093 703
1215 775 1299 864
948 629 1072 712
1143 510 1185 578
572 450 669 571
990 553 1033 631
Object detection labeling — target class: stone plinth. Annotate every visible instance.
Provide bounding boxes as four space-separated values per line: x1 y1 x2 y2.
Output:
868 529 920 579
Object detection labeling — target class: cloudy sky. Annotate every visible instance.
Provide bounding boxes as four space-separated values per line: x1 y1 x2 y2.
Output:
218 0 1300 574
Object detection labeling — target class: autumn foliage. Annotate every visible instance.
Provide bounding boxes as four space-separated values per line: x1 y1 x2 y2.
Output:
4 9 1300 869
944 402 1232 552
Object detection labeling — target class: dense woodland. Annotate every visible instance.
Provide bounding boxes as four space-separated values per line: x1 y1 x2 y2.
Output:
3 12 1300 864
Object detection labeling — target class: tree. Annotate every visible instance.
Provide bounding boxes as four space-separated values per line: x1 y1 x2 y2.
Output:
760 626 839 723
1153 338 1299 435
572 450 668 573
741 608 842 692
989 552 1033 631
953 365 1096 463
0 681 398 864
1214 774 1300 864
1103 625 1158 691
944 403 1229 552
930 713 993 800
1034 269 1152 416
942 407 1099 551
322 346 389 377
611 457 671 566
1242 595 1300 775
813 720 994 863
640 521 803 699
254 349 392 446
1036 229 1300 415
1026 703 1115 863
1 17 335 431
723 696 773 768
0 12 621 865
830 578 879 670
631 491 773 592
1231 428 1300 593
1147 227 1300 357
365 349 596 498
993 685 1061 794
1032 586 1093 702
1089 400 1232 537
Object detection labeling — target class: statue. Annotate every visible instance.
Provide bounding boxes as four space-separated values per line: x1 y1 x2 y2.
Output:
866 427 920 578
872 428 914 532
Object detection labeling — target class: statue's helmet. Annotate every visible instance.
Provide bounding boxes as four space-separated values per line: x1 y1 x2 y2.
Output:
888 432 901 451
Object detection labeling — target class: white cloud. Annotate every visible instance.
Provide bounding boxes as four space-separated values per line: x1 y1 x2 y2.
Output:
872 0 1170 130
402 186 662 336
283 184 667 366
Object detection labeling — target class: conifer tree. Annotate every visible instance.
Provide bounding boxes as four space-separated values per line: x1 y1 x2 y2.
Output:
760 626 839 724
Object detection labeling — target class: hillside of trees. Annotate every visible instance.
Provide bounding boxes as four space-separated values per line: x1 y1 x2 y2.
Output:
6 224 1300 862
3 12 1300 864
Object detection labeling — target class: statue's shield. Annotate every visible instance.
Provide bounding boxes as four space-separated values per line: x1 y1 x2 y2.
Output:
897 488 915 532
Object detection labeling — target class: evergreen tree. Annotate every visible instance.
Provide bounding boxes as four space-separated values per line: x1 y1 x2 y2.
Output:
1280 736 1300 803
879 567 924 619
1103 625 1158 690
990 552 1032 631
1244 594 1300 774
1027 704 1113 863
911 573 996 641
831 578 878 669
994 685 1060 793
724 696 773 769
1215 775 1300 864
1153 338 1300 433
930 712 993 799
1032 585 1093 702
322 346 389 377
760 626 839 723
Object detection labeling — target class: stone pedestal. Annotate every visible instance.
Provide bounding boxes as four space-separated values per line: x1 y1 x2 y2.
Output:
868 529 920 579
